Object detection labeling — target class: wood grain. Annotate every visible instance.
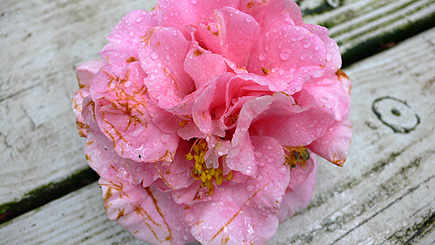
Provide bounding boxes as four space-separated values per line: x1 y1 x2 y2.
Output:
1 26 434 244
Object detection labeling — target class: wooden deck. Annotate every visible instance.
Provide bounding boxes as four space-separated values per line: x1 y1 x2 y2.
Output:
1 0 434 244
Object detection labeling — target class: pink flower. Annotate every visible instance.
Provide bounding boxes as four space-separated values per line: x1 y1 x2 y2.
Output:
72 0 352 244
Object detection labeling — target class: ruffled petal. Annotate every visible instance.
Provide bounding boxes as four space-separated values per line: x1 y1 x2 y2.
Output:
308 113 352 166
100 179 195 244
248 25 327 93
154 140 196 190
303 23 342 75
138 27 195 108
82 97 158 186
184 42 227 89
157 0 240 27
99 10 158 74
278 157 316 222
90 63 179 162
76 60 107 89
197 7 260 67
186 136 289 244
240 0 302 31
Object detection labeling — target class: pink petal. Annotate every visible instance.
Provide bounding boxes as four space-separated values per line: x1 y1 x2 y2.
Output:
154 140 196 190
278 157 316 222
183 43 227 89
99 10 158 75
90 63 180 162
303 23 342 75
100 179 195 245
157 0 240 27
253 87 340 146
197 7 260 67
241 0 302 31
288 154 316 191
308 113 352 166
72 90 90 137
81 97 158 186
248 25 327 88
186 136 289 244
138 27 195 108
76 60 106 89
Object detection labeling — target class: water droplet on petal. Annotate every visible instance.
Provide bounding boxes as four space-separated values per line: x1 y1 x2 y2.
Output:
247 185 255 192
136 17 143 22
267 157 274 163
150 52 159 59
255 152 263 158
190 0 197 4
259 53 266 61
128 31 134 37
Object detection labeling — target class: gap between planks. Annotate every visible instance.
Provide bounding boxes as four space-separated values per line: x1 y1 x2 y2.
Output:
1 26 434 244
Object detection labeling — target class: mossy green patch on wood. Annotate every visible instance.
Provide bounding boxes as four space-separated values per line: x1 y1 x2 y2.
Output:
0 167 98 224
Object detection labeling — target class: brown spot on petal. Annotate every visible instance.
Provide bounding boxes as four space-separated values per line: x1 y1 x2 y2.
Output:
206 25 219 36
336 69 349 81
193 49 203 56
116 209 125 219
221 235 230 244
247 2 255 8
331 155 345 167
126 56 137 63
261 67 270 74
141 27 156 47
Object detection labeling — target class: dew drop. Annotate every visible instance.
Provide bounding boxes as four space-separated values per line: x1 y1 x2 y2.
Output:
300 55 306 60
128 31 134 37
246 17 252 23
267 145 273 150
247 185 255 192
267 157 274 163
255 152 263 158
259 53 266 61
190 0 198 4
136 17 143 22
164 44 171 50
280 49 291 60
150 52 159 60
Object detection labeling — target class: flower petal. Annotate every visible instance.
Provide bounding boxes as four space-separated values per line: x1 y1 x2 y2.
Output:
186 136 289 244
197 6 260 67
184 43 227 89
100 179 195 244
157 0 240 27
82 97 158 186
90 63 179 162
248 25 327 90
138 27 195 108
241 0 302 31
76 60 106 89
278 156 316 222
308 113 352 166
154 140 196 190
99 10 158 75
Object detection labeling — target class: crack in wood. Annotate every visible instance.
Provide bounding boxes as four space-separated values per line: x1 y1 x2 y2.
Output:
330 175 435 244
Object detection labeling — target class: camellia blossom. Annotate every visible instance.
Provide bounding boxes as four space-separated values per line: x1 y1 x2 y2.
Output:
72 0 352 244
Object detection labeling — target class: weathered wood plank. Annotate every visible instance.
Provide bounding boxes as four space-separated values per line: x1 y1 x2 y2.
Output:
1 25 434 244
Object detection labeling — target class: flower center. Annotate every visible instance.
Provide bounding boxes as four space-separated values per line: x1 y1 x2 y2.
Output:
185 139 232 195
283 146 310 170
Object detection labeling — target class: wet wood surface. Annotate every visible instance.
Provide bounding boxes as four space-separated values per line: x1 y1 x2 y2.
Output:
1 0 434 244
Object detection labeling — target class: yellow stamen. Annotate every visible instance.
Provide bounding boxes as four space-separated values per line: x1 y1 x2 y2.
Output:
184 139 232 195
283 146 310 169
